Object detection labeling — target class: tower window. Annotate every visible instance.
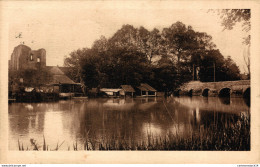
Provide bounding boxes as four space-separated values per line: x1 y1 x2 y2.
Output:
30 54 33 61
37 57 40 62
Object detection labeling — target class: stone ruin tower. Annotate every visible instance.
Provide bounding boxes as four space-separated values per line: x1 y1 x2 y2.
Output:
9 44 46 70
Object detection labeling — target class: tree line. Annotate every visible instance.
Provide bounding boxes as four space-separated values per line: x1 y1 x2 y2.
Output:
64 21 241 93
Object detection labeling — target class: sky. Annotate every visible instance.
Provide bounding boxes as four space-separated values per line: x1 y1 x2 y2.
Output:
2 1 250 73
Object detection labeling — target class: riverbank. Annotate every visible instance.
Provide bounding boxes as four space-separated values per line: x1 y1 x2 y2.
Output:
10 92 59 103
9 91 88 103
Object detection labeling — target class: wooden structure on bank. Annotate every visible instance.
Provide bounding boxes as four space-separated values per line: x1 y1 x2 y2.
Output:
136 83 157 97
100 88 122 97
120 85 135 97
83 84 157 98
47 66 83 98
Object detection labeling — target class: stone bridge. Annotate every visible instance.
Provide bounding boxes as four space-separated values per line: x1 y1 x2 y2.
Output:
177 80 250 98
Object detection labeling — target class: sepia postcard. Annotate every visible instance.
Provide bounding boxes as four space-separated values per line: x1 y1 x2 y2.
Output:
0 0 260 164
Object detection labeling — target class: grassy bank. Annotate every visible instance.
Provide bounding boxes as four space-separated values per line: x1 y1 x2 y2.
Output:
17 114 250 151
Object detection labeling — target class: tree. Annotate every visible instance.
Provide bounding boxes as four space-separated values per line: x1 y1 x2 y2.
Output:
108 24 138 49
108 25 163 63
137 27 162 63
153 55 177 92
199 50 240 82
92 35 108 52
65 44 150 90
161 21 218 85
96 46 149 88
64 48 90 83
212 9 251 78
9 68 52 88
222 56 241 81
162 22 195 64
65 22 241 93
79 49 101 89
217 9 250 42
243 45 250 78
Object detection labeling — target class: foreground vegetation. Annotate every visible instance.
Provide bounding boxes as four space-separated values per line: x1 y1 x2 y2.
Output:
18 114 250 151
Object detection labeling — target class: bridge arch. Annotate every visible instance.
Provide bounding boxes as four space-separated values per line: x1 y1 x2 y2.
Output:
188 89 193 96
243 87 250 99
219 88 231 97
202 88 210 97
174 89 181 96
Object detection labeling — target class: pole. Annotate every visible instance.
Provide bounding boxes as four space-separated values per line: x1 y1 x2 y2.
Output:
213 62 216 82
193 64 195 81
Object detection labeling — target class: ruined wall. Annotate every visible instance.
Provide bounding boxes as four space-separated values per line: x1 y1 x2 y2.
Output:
9 45 46 70
10 45 31 70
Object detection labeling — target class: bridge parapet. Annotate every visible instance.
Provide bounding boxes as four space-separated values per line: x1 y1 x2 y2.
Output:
178 80 250 97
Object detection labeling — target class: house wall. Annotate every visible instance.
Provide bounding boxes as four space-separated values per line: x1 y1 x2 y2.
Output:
120 90 125 96
120 91 134 97
105 92 113 96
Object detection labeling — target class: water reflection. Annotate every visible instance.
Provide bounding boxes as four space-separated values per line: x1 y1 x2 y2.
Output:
8 97 250 150
219 97 230 105
174 96 249 113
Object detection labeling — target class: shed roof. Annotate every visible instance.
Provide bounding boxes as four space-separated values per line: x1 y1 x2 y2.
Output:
47 66 64 75
47 66 76 84
137 83 157 92
51 75 76 84
58 66 72 75
121 85 135 92
100 88 122 92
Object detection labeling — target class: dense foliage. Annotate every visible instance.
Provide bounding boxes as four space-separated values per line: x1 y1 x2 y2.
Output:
9 68 52 89
64 21 241 92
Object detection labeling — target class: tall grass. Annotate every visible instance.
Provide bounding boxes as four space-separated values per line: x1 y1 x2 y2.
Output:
17 114 250 151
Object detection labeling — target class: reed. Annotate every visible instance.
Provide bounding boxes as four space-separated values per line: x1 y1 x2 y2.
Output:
73 141 78 151
30 138 39 151
43 135 47 151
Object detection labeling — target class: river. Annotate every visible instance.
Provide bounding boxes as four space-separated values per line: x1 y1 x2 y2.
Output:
8 96 250 150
